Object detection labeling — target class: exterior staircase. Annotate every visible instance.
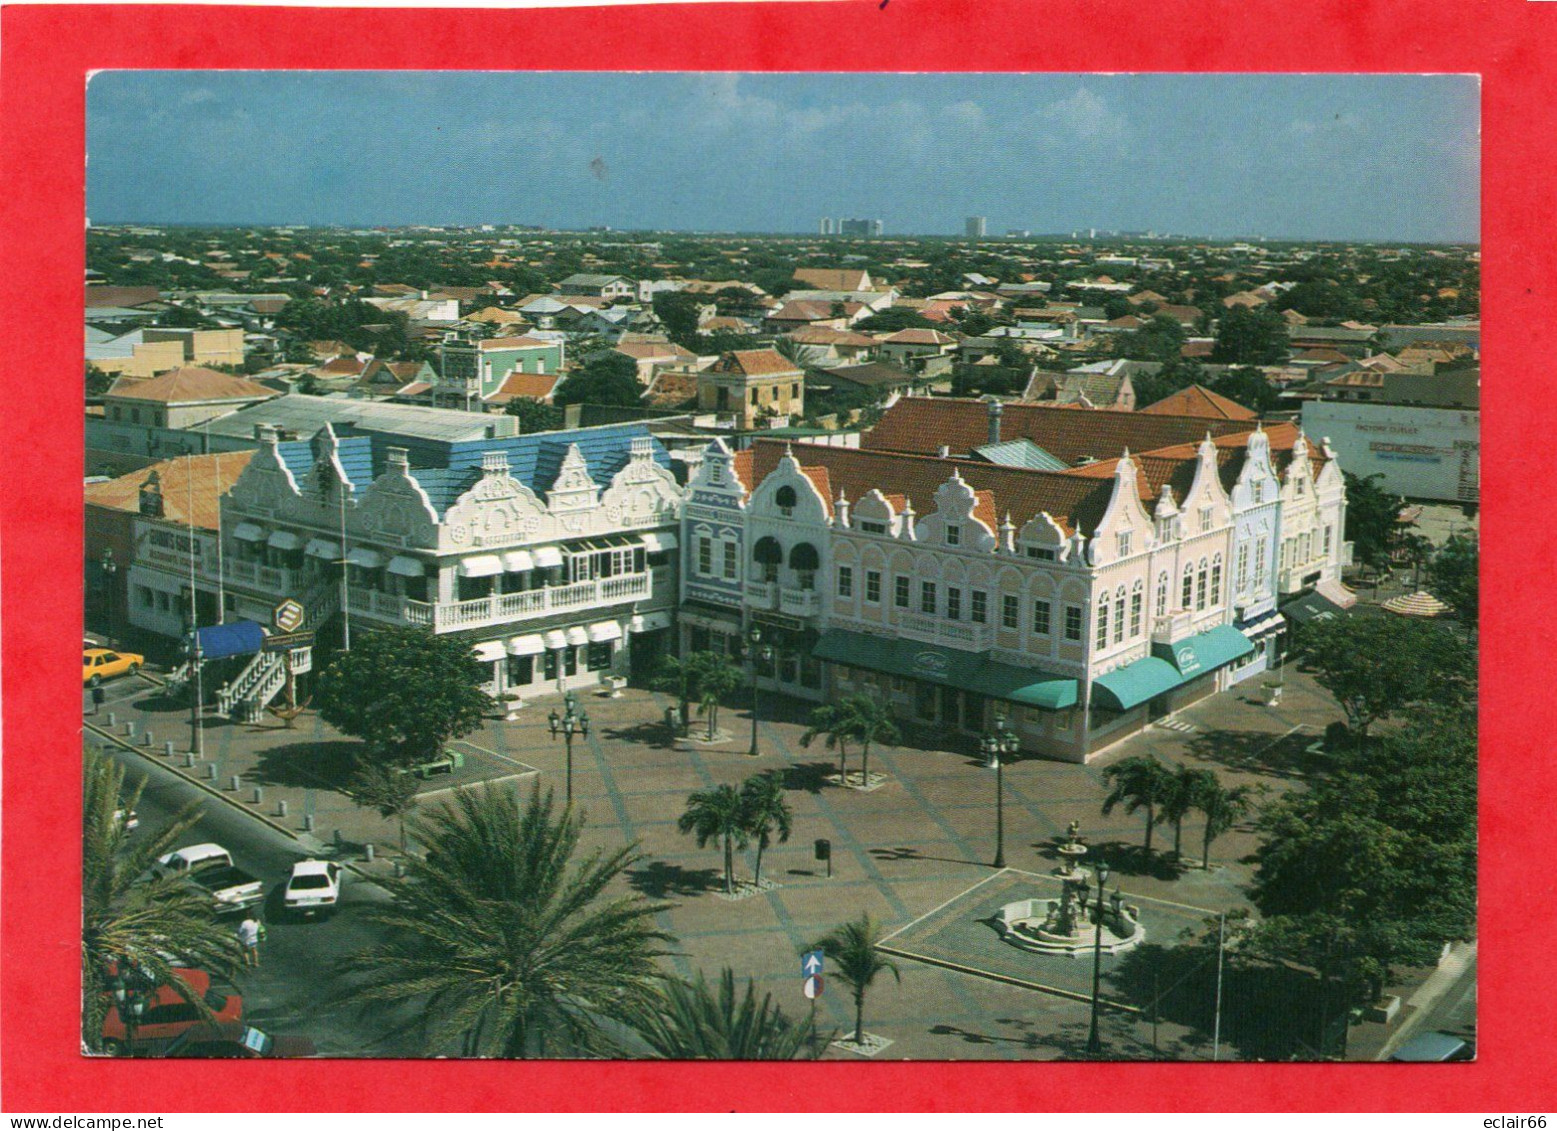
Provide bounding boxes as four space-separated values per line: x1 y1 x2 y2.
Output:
216 649 289 720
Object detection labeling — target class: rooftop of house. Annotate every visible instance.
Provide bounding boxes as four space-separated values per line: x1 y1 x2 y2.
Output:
203 393 518 445
881 328 956 346
105 368 282 405
792 268 872 292
1138 385 1258 421
815 361 918 389
708 349 803 378
85 450 256 529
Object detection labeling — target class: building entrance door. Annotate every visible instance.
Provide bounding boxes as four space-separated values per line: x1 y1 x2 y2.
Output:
939 686 961 729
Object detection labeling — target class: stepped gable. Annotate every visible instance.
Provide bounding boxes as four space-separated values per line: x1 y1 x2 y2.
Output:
864 396 1253 463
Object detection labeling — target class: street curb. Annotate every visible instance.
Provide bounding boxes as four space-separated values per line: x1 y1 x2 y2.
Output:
84 719 387 887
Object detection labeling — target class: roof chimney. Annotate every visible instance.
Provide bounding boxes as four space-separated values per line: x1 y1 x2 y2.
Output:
987 398 1003 446
386 447 410 474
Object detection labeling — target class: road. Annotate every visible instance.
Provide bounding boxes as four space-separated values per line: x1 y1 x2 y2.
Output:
1376 942 1478 1060
98 729 422 1056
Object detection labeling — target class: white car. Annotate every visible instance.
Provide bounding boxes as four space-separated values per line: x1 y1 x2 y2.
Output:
283 859 343 917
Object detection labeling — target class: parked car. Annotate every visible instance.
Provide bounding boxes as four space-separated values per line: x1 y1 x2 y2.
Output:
155 843 265 914
83 647 144 687
282 859 343 918
101 968 242 1055
161 1021 316 1058
1389 1031 1475 1061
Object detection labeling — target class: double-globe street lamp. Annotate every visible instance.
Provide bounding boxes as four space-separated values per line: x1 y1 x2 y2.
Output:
1077 858 1124 1056
981 715 1020 869
548 692 590 806
108 966 154 1057
746 625 774 757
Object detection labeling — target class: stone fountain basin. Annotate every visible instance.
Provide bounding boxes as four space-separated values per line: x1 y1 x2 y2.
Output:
996 897 1145 957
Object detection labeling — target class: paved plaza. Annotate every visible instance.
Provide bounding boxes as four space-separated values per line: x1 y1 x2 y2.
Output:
86 660 1355 1060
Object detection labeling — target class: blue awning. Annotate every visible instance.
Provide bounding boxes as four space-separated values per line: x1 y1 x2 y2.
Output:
186 620 267 660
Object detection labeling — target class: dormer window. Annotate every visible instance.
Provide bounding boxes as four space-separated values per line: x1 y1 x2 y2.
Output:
1025 546 1057 561
1251 481 1263 504
946 524 961 546
1116 531 1131 557
859 520 887 535
1200 506 1214 531
709 462 725 486
775 485 797 517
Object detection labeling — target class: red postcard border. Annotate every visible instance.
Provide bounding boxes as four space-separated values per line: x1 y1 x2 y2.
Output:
1 0 1549 1112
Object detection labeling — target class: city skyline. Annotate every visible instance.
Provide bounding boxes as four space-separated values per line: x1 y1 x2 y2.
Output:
88 72 1479 242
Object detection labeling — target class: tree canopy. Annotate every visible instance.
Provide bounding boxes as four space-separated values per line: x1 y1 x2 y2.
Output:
1425 533 1478 629
555 351 643 408
1211 306 1290 365
1342 473 1407 571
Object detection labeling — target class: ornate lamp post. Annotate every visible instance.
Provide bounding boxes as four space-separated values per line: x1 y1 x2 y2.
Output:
1085 858 1113 1056
981 715 1020 869
746 625 773 757
99 548 118 648
109 967 152 1057
548 692 589 806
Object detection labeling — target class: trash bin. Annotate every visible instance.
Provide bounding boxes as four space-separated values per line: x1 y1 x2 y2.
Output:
91 685 107 714
814 838 832 877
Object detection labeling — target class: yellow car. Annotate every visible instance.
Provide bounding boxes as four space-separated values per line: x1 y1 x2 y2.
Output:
83 647 144 687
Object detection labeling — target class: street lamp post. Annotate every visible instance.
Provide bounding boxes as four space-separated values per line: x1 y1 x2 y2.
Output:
109 968 152 1057
746 625 772 757
189 629 205 759
548 692 589 807
1085 858 1113 1056
981 716 1020 869
99 549 118 648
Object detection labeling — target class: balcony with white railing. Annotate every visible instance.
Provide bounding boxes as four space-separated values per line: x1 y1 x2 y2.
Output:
779 587 821 618
897 612 994 652
745 580 778 609
139 545 301 595
348 572 652 634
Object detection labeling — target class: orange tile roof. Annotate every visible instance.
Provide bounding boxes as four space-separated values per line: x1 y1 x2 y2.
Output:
731 449 756 496
106 367 281 404
84 451 256 531
865 396 1254 463
711 349 803 378
882 328 955 345
1139 385 1258 421
490 372 562 401
786 327 877 347
793 268 871 291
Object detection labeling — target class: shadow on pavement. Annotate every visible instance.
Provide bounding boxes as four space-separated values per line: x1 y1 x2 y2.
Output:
626 860 721 899
781 761 836 795
249 740 363 791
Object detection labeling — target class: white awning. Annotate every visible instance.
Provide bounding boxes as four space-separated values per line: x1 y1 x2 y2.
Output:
639 531 679 552
501 550 535 572
507 634 546 656
565 626 590 647
472 641 507 663
267 531 302 551
387 555 426 577
232 522 266 542
304 538 340 560
543 629 569 650
532 546 565 569
630 611 673 633
346 547 383 569
457 554 504 578
588 621 624 643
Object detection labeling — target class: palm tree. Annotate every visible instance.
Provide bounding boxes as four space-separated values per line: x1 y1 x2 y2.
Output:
1196 779 1257 870
695 655 744 741
800 703 852 787
836 693 899 788
650 650 716 731
739 770 793 889
82 751 243 1053
628 968 822 1059
774 336 826 372
1100 754 1176 862
809 914 901 1045
1159 764 1216 865
335 782 672 1057
678 784 750 895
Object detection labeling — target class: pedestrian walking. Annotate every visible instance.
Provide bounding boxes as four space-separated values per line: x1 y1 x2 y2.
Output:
237 915 262 968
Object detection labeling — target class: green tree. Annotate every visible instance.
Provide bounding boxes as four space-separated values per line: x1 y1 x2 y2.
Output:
336 783 671 1056
1100 754 1176 862
808 914 901 1044
1208 366 1281 414
773 336 826 372
555 352 642 408
628 968 822 1059
82 752 243 1053
1193 778 1257 870
1297 616 1475 745
504 397 565 433
650 650 719 732
853 307 936 333
1211 305 1290 365
314 626 494 769
348 759 422 853
677 783 749 895
652 291 706 347
1159 764 1215 863
1426 533 1478 632
1342 473 1407 572
694 653 745 741
739 770 793 889
1119 314 1186 362
799 702 853 788
834 693 900 788
86 364 114 397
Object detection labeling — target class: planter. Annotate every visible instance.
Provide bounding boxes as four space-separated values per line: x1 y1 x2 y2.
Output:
1260 682 1284 706
1365 994 1402 1024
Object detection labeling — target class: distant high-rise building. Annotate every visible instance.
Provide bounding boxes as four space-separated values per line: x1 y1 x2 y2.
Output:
965 216 987 239
819 217 835 235
838 217 883 237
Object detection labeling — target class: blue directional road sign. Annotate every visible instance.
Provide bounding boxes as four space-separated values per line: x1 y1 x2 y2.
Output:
803 974 824 1000
801 949 824 978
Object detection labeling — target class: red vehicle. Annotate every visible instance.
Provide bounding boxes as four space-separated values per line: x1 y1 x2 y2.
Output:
101 968 242 1054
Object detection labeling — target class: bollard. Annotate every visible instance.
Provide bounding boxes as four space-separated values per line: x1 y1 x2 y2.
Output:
333 828 343 847
142 730 153 747
206 763 218 781
364 844 376 863
251 786 264 805
277 799 288 819
107 711 117 728
303 814 315 832
183 753 195 768
125 721 136 738
164 740 175 758
230 774 241 792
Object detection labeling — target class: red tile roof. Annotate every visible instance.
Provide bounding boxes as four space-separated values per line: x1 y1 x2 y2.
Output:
1139 385 1258 421
710 349 803 378
793 268 871 292
489 372 562 401
882 328 955 345
84 451 256 530
106 367 281 404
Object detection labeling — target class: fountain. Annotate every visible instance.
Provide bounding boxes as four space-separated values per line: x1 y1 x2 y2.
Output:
996 874 1145 957
1054 820 1090 882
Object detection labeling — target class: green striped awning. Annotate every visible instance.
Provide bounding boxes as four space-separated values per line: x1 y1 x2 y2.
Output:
812 629 1078 711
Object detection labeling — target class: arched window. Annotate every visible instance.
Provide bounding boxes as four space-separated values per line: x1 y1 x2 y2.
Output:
1195 558 1208 610
1113 586 1126 645
789 542 820 590
1156 572 1169 618
774 485 798 516
1095 600 1110 650
1210 554 1223 605
1181 567 1193 611
753 536 782 582
1236 543 1249 593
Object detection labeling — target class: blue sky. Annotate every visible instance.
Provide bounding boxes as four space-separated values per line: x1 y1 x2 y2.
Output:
87 72 1479 241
